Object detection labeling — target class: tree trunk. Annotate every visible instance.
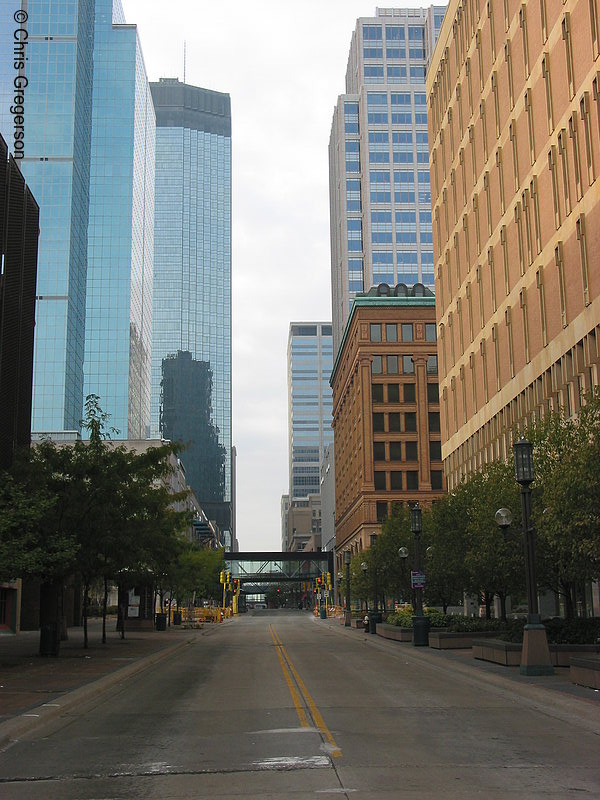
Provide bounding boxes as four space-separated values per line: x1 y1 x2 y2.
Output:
498 592 507 622
102 576 108 644
580 583 588 618
83 582 89 649
561 580 575 618
484 591 493 620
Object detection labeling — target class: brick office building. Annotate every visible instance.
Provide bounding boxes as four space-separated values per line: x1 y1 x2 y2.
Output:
428 0 600 487
330 284 444 573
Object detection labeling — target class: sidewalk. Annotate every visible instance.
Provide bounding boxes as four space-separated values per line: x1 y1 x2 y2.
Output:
0 617 214 745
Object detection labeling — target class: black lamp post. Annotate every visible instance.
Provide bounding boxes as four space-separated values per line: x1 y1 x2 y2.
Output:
344 551 351 627
398 546 408 604
513 436 553 675
410 503 429 646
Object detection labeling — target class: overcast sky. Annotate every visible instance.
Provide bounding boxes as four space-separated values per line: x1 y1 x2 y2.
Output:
122 0 427 552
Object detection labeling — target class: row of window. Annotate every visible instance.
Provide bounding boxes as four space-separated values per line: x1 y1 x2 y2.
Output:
374 469 444 491
363 24 426 42
372 381 439 404
373 411 441 433
364 65 428 83
364 47 426 60
374 439 442 461
370 322 436 342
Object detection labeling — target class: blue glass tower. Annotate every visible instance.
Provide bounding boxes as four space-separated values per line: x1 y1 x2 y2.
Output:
84 0 155 438
1 1 95 433
0 1 154 437
150 79 232 534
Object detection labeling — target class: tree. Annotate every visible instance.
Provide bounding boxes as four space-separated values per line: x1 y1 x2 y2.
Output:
422 497 469 613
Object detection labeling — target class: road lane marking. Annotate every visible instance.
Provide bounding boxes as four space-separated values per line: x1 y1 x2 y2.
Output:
270 626 342 758
269 625 309 728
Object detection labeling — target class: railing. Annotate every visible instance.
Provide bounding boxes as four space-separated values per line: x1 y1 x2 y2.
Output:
167 607 233 625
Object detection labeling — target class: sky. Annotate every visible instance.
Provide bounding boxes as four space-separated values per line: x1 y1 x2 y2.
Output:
121 0 428 552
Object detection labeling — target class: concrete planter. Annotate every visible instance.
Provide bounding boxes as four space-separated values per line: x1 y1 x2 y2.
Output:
473 639 600 667
375 623 413 642
570 656 600 689
429 629 500 650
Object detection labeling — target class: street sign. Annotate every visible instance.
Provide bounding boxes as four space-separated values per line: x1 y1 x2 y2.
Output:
411 570 426 589
323 589 329 598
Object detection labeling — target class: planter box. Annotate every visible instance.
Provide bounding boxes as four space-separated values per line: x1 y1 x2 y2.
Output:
429 629 500 650
473 639 600 667
375 623 413 642
570 656 600 690
472 638 521 666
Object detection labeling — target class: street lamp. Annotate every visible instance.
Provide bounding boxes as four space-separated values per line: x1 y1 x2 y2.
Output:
513 436 553 676
410 503 429 646
344 551 352 627
337 571 343 608
494 507 512 541
398 547 408 605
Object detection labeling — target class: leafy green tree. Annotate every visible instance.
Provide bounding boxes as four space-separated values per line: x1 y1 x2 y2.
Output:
422 497 469 613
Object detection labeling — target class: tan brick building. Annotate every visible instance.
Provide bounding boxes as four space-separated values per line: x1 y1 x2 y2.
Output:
330 285 444 573
428 0 600 487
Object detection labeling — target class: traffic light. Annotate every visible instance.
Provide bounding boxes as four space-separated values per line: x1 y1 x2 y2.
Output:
327 572 332 588
317 576 322 585
233 579 238 593
219 571 225 584
276 587 280 594
226 571 231 584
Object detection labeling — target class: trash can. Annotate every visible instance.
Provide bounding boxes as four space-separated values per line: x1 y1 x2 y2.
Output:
172 611 182 625
412 614 430 646
368 611 382 635
320 607 327 619
39 623 59 656
155 613 167 631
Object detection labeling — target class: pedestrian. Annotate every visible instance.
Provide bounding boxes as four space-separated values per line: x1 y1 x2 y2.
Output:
363 613 369 632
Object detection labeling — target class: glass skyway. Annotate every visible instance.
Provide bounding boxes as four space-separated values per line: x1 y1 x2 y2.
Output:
224 551 334 585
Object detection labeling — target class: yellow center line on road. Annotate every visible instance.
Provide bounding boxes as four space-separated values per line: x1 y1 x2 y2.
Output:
269 625 309 729
270 625 342 759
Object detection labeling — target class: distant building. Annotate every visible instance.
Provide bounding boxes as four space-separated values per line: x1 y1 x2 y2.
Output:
320 444 336 553
287 494 322 552
150 78 232 541
428 0 600 487
330 284 444 573
329 6 446 352
281 494 290 551
287 323 334 501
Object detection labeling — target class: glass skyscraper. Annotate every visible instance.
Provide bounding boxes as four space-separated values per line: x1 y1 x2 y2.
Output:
329 6 446 351
287 323 334 500
84 0 155 438
150 79 232 534
0 1 154 437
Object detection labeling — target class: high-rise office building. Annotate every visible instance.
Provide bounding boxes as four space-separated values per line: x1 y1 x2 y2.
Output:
1 1 154 437
2 1 95 433
84 0 155 438
150 79 232 536
287 323 334 501
329 6 446 352
428 0 600 488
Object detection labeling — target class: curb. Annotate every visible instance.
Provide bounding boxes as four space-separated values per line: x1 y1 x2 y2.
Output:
0 635 197 748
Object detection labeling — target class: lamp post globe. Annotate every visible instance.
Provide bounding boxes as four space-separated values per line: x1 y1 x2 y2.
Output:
343 551 352 627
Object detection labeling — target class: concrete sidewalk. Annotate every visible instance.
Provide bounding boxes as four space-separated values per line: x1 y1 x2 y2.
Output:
0 617 217 746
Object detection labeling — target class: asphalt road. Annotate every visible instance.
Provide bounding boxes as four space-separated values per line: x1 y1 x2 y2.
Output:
0 610 598 799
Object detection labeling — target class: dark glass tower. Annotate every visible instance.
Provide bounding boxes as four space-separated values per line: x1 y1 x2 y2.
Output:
150 79 232 539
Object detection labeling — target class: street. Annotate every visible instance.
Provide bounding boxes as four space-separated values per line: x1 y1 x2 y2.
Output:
0 610 598 799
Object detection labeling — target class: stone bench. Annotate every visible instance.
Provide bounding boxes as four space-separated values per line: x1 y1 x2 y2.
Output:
429 629 500 649
375 623 413 642
569 656 600 689
472 638 521 666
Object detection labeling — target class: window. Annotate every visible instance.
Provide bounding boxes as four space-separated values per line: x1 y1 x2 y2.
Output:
390 442 402 460
372 384 384 402
372 355 383 374
377 501 388 521
403 356 415 374
562 15 575 99
373 413 385 432
576 215 591 305
558 129 571 215
386 323 397 342
548 147 561 228
390 471 403 490
374 472 387 490
406 471 419 490
430 440 442 461
405 412 417 432
427 355 438 374
431 471 444 490
536 267 548 347
388 383 400 402
405 441 418 460
374 442 386 460
580 93 595 184
427 383 439 403
429 412 441 432
569 114 583 201
425 323 437 342
519 5 529 77
389 413 401 432
542 54 553 134
387 355 399 374
401 323 413 341
520 288 530 364
404 383 416 402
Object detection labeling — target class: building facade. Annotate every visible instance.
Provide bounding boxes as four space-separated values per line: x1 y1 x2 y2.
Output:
329 6 446 352
330 284 444 573
287 494 323 553
428 0 600 487
150 78 232 537
84 0 155 438
287 323 334 501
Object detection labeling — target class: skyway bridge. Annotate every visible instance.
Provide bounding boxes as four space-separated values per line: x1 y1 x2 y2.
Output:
224 551 334 593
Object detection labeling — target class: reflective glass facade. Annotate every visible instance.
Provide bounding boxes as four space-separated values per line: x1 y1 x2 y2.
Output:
1 0 95 432
150 80 232 512
329 6 446 351
84 0 154 438
288 323 334 500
